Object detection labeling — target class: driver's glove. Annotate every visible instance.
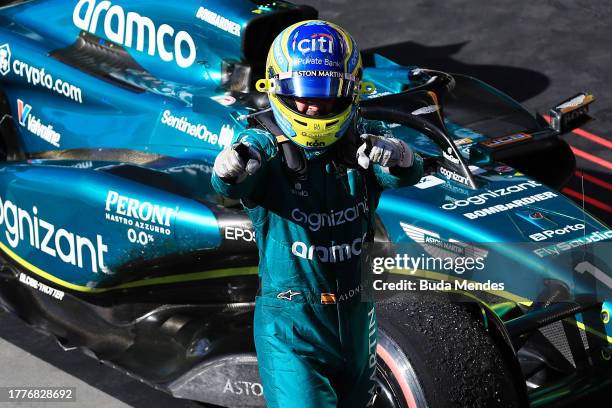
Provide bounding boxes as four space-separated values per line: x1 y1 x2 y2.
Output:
356 134 414 169
213 142 261 183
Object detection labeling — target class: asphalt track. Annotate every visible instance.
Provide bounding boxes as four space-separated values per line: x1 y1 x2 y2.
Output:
0 1 611 407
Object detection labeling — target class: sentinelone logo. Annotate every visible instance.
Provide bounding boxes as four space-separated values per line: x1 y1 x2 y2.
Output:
160 110 234 148
17 99 61 147
73 0 196 68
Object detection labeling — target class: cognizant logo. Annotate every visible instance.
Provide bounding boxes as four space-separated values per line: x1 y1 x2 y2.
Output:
73 0 196 68
0 195 109 274
442 180 542 210
291 233 365 263
291 198 369 231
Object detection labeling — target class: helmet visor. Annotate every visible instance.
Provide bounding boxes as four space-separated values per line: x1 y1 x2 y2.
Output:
273 72 357 98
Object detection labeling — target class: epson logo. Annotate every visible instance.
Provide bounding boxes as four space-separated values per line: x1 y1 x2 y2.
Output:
529 223 585 242
73 0 196 68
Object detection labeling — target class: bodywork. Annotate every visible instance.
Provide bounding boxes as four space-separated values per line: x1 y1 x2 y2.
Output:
0 1 610 407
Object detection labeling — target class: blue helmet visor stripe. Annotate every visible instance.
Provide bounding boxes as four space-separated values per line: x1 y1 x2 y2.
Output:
275 76 355 98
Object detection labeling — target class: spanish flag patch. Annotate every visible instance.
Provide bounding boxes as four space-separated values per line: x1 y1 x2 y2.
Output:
320 293 337 304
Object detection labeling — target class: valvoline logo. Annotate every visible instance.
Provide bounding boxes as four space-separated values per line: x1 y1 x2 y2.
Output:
17 99 32 126
16 99 61 147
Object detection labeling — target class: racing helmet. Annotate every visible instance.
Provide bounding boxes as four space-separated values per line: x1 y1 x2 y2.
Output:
257 20 368 149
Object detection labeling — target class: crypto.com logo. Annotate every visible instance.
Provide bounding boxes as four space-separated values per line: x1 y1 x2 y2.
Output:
0 43 11 76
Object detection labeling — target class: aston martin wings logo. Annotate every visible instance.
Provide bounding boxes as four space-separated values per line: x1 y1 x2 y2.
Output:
400 222 489 259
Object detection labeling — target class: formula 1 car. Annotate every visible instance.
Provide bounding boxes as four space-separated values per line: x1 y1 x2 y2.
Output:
0 1 610 407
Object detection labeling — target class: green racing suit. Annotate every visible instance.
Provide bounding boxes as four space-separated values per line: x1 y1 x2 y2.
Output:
212 120 423 407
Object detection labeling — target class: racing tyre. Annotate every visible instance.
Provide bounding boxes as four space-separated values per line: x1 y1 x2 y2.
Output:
374 293 524 408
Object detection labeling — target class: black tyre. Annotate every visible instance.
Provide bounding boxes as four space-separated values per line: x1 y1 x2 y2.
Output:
373 293 525 408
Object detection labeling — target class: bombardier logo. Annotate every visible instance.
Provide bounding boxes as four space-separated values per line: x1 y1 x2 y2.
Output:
0 43 10 76
73 0 196 68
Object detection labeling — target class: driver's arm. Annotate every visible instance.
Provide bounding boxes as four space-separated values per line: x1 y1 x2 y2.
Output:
359 120 424 189
211 129 278 199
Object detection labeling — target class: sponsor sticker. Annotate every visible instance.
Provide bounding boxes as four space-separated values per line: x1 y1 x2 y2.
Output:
1 44 82 103
104 191 177 241
73 0 196 68
453 137 473 146
277 289 301 301
463 192 558 219
533 230 612 258
292 33 334 55
225 225 255 242
480 132 531 148
0 43 10 76
19 273 65 300
210 95 236 106
291 233 366 263
17 99 61 147
223 379 263 396
494 165 514 173
440 166 469 185
291 198 368 232
400 222 489 260
442 180 542 210
160 110 234 148
529 223 585 241
195 7 241 37
442 147 460 165
0 195 109 274
415 175 445 189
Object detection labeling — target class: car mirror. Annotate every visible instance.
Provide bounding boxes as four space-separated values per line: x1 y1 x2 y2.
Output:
548 92 594 134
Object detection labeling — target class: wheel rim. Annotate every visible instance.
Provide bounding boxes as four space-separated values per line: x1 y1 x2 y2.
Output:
373 330 429 408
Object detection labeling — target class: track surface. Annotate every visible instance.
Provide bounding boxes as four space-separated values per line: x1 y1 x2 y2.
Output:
0 1 610 407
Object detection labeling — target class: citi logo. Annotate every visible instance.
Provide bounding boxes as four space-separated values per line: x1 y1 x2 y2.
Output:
293 33 334 55
73 0 196 68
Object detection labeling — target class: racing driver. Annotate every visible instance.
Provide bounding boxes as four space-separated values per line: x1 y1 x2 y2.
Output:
212 20 423 407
